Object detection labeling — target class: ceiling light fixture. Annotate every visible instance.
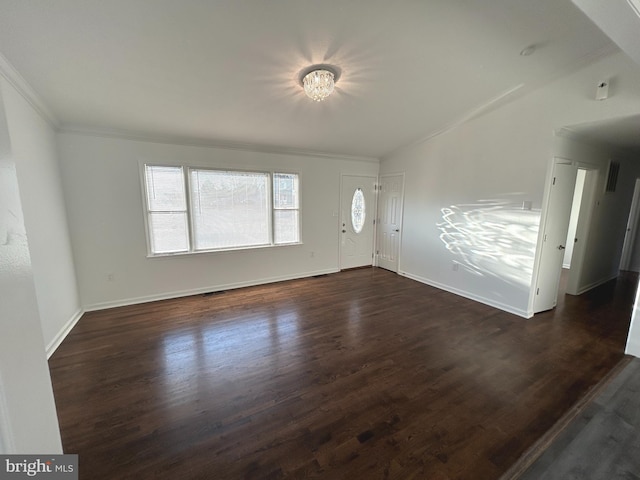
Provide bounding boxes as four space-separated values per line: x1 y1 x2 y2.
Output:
302 68 336 102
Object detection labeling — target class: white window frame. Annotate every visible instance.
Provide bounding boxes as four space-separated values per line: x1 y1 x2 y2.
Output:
272 172 301 245
141 163 302 256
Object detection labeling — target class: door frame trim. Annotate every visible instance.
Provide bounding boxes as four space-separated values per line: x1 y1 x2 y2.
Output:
620 178 640 270
376 172 405 272
529 157 574 315
339 174 378 270
565 164 599 295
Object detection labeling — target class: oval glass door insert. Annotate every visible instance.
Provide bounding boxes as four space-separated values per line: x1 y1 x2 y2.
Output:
351 188 366 233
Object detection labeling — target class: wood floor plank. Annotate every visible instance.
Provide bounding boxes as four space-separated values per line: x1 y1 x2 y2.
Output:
518 358 640 480
49 268 636 479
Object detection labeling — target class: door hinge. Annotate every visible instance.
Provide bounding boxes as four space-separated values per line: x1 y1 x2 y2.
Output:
373 219 376 225
376 250 379 255
553 177 556 185
536 288 540 295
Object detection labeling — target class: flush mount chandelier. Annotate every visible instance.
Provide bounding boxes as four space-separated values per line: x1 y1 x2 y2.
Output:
301 66 338 102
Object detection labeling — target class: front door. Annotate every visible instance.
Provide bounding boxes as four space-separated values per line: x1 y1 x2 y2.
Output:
534 160 577 313
340 175 376 269
377 174 404 272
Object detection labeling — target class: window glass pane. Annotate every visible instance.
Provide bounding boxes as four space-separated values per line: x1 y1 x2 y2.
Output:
145 165 186 211
274 210 299 244
351 188 366 234
274 173 299 209
190 170 269 250
149 212 189 253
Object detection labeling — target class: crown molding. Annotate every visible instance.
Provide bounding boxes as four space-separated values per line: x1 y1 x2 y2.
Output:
58 126 380 163
555 126 640 157
381 42 620 161
381 83 526 161
0 52 59 129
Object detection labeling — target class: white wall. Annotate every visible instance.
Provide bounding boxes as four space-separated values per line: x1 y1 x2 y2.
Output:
0 80 62 454
1 78 81 355
57 133 379 309
380 51 640 318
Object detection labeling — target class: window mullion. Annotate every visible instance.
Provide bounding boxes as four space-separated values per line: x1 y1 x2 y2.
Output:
269 173 275 245
184 167 195 253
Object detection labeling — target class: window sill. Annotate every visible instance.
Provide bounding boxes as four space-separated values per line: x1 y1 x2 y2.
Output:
146 242 304 258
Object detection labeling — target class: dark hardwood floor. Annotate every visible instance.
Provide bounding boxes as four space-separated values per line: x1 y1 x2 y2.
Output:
48 268 637 479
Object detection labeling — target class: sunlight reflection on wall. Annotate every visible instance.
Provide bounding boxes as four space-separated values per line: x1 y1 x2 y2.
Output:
438 197 540 289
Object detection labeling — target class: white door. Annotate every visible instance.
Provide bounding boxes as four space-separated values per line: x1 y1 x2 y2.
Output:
340 175 376 269
620 178 640 271
534 161 577 313
377 174 404 272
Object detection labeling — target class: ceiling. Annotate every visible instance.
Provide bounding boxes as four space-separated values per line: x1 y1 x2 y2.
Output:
566 0 640 154
0 0 618 159
562 115 640 153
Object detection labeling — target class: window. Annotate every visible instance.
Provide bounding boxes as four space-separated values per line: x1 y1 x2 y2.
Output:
273 173 300 244
144 165 189 254
191 170 270 250
143 165 300 255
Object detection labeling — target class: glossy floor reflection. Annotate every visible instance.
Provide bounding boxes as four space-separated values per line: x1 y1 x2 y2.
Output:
49 268 636 479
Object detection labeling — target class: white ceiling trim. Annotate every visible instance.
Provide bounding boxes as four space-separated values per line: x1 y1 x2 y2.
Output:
381 42 618 161
555 126 640 155
382 83 526 161
59 126 380 164
0 52 59 129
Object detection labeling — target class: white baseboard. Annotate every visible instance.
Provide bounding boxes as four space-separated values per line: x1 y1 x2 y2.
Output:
398 271 532 319
84 268 339 312
573 273 619 296
46 308 84 359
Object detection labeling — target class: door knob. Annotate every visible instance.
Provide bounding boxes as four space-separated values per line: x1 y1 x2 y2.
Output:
558 245 566 250
342 230 346 233
394 229 400 232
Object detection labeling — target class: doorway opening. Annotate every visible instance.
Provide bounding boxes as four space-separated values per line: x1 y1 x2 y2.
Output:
564 167 598 296
533 160 600 313
620 178 640 272
562 169 586 270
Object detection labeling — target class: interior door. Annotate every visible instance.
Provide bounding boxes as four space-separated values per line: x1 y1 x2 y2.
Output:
377 174 404 272
620 178 640 271
534 161 578 313
340 175 376 269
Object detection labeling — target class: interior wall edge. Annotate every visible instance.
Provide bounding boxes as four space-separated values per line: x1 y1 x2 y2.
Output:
0 51 58 129
398 271 533 319
82 268 340 313
58 126 380 165
45 308 84 360
571 272 620 297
